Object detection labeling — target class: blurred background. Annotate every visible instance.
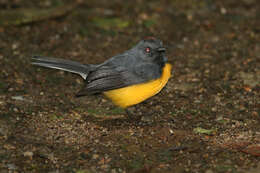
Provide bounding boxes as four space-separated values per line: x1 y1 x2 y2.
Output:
0 0 259 172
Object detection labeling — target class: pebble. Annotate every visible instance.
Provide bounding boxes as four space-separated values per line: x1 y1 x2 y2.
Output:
0 122 9 136
111 169 117 173
220 7 227 14
8 88 14 92
23 151 34 158
211 107 217 112
6 163 17 170
12 43 18 50
13 107 19 112
205 169 214 173
0 101 4 105
92 154 99 160
11 96 24 101
100 164 109 169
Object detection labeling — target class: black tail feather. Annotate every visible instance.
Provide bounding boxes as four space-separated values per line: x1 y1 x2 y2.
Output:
31 55 93 79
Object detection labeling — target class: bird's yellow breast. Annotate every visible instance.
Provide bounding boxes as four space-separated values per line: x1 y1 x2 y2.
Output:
103 63 172 108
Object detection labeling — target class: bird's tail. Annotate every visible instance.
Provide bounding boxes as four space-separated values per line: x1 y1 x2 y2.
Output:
32 55 94 79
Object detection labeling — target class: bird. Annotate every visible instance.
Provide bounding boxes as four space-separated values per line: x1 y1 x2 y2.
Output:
32 37 172 110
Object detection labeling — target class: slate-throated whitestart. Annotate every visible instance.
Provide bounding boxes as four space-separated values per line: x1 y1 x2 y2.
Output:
32 37 172 109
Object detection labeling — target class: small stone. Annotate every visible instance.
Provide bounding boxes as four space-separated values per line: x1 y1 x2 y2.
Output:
183 37 189 42
220 7 227 14
252 111 258 117
211 107 217 112
111 169 117 173
8 88 14 92
168 94 173 98
12 43 18 50
100 164 109 169
187 14 193 21
13 107 19 112
3 144 16 150
216 116 223 121
6 163 17 170
194 99 201 104
11 96 24 101
205 169 214 173
92 154 99 160
0 101 4 105
23 151 33 158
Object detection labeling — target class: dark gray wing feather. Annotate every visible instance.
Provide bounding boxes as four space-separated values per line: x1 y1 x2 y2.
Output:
76 66 145 96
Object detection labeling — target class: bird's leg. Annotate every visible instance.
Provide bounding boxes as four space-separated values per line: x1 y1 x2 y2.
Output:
126 102 158 124
125 106 142 121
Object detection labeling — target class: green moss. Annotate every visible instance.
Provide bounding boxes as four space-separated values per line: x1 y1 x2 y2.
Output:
92 17 129 30
143 19 156 28
215 164 237 173
193 127 216 135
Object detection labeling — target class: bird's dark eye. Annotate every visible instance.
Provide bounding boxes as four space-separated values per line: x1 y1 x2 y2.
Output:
145 47 151 53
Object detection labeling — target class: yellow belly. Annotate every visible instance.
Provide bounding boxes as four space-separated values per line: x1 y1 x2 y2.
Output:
103 63 172 108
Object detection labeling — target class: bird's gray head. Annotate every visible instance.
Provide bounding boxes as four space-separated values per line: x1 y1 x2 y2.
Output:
132 37 168 68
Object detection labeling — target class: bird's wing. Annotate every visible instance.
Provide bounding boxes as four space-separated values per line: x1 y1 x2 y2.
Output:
76 66 145 96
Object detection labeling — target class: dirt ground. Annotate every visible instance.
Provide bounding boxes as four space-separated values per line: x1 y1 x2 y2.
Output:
0 0 259 172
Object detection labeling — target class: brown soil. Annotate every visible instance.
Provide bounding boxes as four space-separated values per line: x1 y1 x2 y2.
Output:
0 0 259 172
